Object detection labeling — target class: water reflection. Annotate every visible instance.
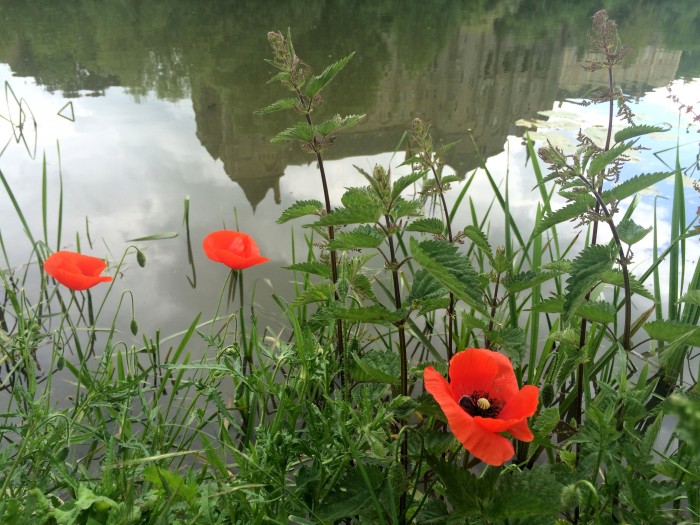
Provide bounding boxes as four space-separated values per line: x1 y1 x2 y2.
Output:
0 0 698 347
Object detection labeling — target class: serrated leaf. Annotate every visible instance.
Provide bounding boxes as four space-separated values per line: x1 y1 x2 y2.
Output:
391 197 423 219
406 217 445 235
391 171 425 201
643 320 700 346
534 197 595 236
316 113 365 137
277 199 323 224
587 141 634 178
341 186 381 208
283 261 332 279
530 296 565 313
427 456 496 514
312 205 382 227
463 225 493 263
486 326 525 365
617 217 652 245
255 97 298 115
490 465 566 519
351 350 400 384
270 121 314 143
564 244 615 321
614 124 669 143
408 269 447 304
574 300 616 323
549 327 580 346
410 238 488 315
679 290 700 306
602 171 674 202
541 259 572 272
349 272 378 302
303 53 355 98
440 174 461 185
504 269 561 293
328 225 384 250
600 269 655 300
290 283 333 306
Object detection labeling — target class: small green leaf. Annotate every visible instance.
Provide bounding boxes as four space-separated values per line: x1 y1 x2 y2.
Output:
587 141 634 178
303 53 355 98
408 269 447 304
679 290 700 306
351 350 400 385
643 320 700 346
463 225 494 263
600 269 655 300
283 261 332 279
486 326 525 365
504 269 562 293
271 121 314 143
617 217 652 245
290 283 333 306
614 124 669 143
255 97 298 115
564 244 615 321
328 225 384 250
277 200 323 224
312 205 382 227
574 300 616 324
390 197 423 219
391 171 425 201
318 304 403 324
602 172 674 202
315 114 365 137
341 187 381 208
534 197 595 236
530 296 565 314
406 218 444 235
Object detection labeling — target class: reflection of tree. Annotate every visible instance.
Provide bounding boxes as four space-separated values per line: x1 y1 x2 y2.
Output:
0 0 696 209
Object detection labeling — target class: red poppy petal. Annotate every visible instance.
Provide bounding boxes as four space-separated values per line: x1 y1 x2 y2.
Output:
424 366 515 466
202 231 268 270
449 348 518 401
499 385 539 421
216 250 269 270
44 252 112 291
52 269 112 291
506 418 534 442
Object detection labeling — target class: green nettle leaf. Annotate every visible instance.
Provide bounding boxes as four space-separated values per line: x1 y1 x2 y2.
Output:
587 140 634 178
270 121 314 143
534 197 595 236
679 290 700 306
504 269 562 293
282 261 332 279
342 186 381 208
530 406 561 448
277 199 324 224
254 97 298 115
530 296 565 314
350 272 378 303
312 205 382 227
328 225 384 250
541 259 572 273
602 171 674 202
427 457 499 516
600 269 655 300
391 171 425 201
144 466 197 506
549 327 581 346
490 465 568 519
564 244 615 321
463 225 494 263
408 269 447 304
351 350 400 384
410 238 488 315
643 320 700 346
390 197 423 219
405 217 444 234
303 52 355 98
617 217 652 245
290 283 334 306
440 174 462 185
486 326 526 365
575 300 616 324
315 114 365 138
614 124 669 143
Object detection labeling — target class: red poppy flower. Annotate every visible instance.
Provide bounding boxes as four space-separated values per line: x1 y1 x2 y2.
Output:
202 230 269 270
423 348 539 466
44 251 113 291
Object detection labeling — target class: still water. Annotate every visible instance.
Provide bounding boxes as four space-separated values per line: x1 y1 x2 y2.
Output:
1 1 698 361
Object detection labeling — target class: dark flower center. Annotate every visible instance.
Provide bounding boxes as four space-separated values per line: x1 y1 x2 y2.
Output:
459 391 504 418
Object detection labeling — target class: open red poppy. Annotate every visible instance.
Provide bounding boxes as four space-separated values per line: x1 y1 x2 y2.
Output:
423 348 539 466
44 251 113 291
202 230 269 270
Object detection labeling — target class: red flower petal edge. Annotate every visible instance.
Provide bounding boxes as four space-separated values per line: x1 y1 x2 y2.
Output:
423 348 539 466
202 230 269 270
44 251 113 291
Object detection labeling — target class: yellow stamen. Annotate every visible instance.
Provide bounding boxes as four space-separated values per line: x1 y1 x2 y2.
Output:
476 397 491 411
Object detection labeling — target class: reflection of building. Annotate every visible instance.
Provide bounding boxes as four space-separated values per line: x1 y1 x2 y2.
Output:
192 22 682 211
